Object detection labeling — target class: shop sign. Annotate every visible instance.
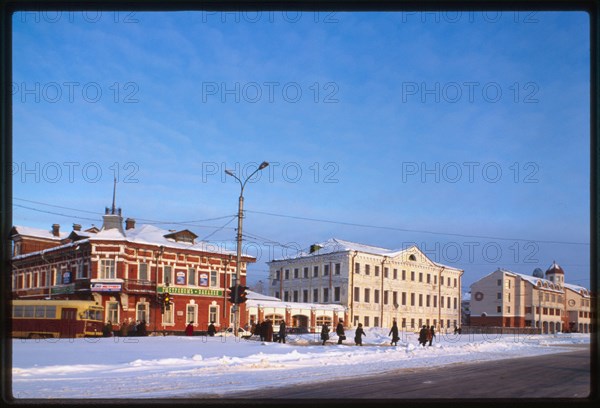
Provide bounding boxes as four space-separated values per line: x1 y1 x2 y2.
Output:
91 282 122 292
157 286 223 297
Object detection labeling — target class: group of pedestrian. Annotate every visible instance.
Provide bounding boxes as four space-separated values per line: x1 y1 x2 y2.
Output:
251 318 274 342
418 325 436 347
320 319 365 346
102 319 147 337
185 321 217 336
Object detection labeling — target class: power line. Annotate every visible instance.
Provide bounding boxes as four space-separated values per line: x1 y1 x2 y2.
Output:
246 209 590 246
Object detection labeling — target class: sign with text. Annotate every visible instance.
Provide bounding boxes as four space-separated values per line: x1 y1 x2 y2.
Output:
157 286 223 297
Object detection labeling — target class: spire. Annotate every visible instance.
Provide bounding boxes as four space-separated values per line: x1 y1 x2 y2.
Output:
111 176 117 215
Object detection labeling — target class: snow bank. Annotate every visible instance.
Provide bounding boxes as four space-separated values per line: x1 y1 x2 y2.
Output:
11 328 589 399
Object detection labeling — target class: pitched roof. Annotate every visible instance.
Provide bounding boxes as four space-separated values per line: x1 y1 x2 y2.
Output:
11 225 68 240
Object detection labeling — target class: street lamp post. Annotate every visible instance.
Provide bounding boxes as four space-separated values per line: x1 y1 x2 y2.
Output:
225 161 269 336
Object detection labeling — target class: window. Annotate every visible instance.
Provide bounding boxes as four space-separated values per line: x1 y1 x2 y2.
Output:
323 288 329 302
411 293 415 306
323 265 329 276
285 269 290 279
497 306 502 313
303 289 309 302
99 259 116 279
426 294 430 307
497 279 502 286
294 268 299 279
163 266 172 285
454 297 458 309
427 274 431 283
411 271 415 281
447 277 451 286
316 315 332 326
419 272 423 282
364 316 370 327
210 270 218 287
313 266 319 277
355 263 360 274
384 290 389 305
419 294 423 307
303 267 309 278
374 266 379 276
188 268 196 286
139 263 149 281
434 275 437 284
107 301 119 323
209 305 218 325
384 267 389 278
401 292 407 306
284 291 289 301
506 293 511 302
293 290 299 302
313 288 319 302
275 270 281 280
163 307 174 325
374 317 379 327
497 292 502 300
447 297 451 308
335 263 341 275
410 318 415 329
402 270 406 280
394 269 398 280
136 302 149 323
505 280 510 289
374 289 380 304
365 265 370 275
354 287 360 302
441 296 444 308
434 295 437 308
392 291 398 306
454 278 458 288
364 288 371 303
334 287 341 302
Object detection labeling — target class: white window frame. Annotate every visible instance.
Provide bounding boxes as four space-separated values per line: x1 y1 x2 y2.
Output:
106 301 119 323
163 266 172 285
99 259 116 279
162 307 175 326
186 304 198 325
209 305 218 325
139 263 149 281
188 267 196 286
136 302 149 323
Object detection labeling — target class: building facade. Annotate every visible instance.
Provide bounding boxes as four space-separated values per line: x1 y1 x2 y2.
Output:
469 262 592 334
11 205 254 334
267 238 464 332
245 290 346 333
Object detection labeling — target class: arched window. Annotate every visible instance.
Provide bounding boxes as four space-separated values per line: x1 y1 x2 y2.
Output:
408 254 417 261
316 315 332 326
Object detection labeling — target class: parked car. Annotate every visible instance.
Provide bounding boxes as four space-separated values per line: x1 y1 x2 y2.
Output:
225 327 252 338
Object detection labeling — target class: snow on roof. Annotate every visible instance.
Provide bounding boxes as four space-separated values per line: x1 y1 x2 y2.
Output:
474 268 567 293
246 290 346 312
563 282 591 296
12 225 69 240
14 223 253 259
271 237 461 271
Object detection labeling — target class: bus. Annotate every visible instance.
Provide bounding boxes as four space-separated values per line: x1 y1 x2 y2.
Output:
11 299 104 339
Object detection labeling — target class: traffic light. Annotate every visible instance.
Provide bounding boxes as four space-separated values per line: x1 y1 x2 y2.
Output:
164 292 171 310
228 285 237 303
237 285 249 304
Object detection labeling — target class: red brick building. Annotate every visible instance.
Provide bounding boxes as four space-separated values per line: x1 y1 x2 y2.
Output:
10 203 255 334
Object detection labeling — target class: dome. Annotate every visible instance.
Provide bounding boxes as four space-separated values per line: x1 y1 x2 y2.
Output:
532 268 544 278
545 261 564 275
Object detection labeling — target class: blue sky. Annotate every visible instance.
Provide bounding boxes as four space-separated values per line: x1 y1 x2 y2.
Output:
12 10 590 291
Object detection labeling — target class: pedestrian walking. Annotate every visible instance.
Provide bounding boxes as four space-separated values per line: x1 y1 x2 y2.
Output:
278 320 286 344
354 323 366 346
418 325 428 347
428 326 435 346
185 322 194 336
256 320 264 341
389 319 399 346
321 323 330 345
336 319 346 344
137 320 147 336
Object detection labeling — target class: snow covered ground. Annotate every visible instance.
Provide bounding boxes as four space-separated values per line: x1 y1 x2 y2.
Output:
11 328 590 399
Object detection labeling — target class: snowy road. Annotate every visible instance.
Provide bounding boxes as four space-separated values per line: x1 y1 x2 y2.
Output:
11 329 591 399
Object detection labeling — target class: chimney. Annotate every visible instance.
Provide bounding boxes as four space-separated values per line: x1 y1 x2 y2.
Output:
73 223 82 231
51 224 60 237
125 218 136 230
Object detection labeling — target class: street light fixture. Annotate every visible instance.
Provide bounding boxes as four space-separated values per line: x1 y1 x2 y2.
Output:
225 161 269 336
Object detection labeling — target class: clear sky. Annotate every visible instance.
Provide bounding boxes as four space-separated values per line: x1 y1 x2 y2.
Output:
11 10 590 292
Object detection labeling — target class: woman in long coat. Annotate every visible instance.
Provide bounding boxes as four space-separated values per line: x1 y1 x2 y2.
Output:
336 319 345 344
389 320 399 346
354 323 366 346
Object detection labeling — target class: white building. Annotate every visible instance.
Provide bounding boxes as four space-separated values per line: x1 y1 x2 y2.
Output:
267 238 463 332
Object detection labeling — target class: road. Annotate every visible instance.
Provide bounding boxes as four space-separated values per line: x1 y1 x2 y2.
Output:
221 345 591 400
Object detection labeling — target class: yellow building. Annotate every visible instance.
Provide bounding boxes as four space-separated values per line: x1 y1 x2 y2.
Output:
267 238 463 332
469 262 592 334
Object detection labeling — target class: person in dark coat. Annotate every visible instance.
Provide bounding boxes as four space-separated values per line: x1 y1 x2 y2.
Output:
256 320 264 341
185 322 194 336
207 322 216 336
264 319 273 342
320 323 330 345
354 323 366 346
336 319 345 344
137 320 147 336
428 326 435 346
418 325 428 347
389 319 399 346
278 321 286 344
102 321 112 337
